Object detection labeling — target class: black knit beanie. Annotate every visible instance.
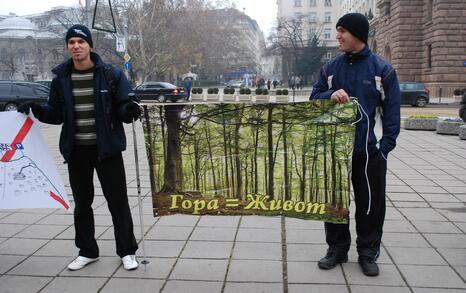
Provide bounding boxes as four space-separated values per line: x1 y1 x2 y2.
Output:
65 24 93 48
336 13 369 43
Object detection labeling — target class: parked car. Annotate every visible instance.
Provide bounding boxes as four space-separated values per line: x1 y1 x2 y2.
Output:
35 80 52 89
399 82 429 107
133 82 187 102
0 80 49 111
226 80 244 88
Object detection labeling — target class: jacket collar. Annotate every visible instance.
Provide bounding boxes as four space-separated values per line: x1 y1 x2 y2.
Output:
52 51 105 77
344 45 371 63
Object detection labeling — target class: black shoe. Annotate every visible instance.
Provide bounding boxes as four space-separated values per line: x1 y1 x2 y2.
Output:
318 251 348 270
358 256 379 276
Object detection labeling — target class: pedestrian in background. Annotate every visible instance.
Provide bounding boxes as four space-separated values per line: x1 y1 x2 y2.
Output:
311 12 401 277
460 89 466 122
18 24 141 271
184 77 192 100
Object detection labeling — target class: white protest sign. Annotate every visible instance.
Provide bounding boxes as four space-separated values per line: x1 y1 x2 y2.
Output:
0 112 70 210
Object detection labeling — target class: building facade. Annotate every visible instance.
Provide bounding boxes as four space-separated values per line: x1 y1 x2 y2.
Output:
371 0 466 98
340 0 377 18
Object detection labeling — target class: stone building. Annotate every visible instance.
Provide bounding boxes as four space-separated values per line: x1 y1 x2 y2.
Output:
371 0 466 97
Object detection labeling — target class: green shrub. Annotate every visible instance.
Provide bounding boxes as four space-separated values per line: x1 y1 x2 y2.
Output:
207 88 214 94
213 88 219 94
276 89 283 95
191 88 197 94
282 89 289 95
229 88 235 94
255 88 262 95
408 114 438 119
454 89 462 96
262 89 269 95
245 88 252 95
197 88 203 94
240 88 246 95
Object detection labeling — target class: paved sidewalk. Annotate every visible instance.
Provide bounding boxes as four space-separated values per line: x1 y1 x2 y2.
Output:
0 122 465 293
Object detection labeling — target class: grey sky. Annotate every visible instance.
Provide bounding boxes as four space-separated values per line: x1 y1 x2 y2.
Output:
0 0 277 36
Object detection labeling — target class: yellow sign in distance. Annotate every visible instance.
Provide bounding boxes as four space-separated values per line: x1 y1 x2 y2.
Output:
123 53 131 62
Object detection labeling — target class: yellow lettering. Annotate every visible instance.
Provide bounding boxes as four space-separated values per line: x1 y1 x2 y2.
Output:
283 200 294 211
306 202 326 214
207 199 219 210
269 199 282 211
181 199 192 209
192 200 206 215
245 194 269 210
294 201 306 212
170 195 184 209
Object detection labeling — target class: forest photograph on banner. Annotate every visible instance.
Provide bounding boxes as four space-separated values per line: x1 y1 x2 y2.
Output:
142 100 357 223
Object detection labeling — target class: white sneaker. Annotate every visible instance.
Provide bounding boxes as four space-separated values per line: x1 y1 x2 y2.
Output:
121 255 138 270
67 256 99 271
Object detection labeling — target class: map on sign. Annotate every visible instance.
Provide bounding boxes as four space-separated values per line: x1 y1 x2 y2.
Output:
0 112 70 210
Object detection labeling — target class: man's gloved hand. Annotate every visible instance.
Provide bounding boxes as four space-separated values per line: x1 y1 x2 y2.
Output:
122 101 142 123
17 101 37 115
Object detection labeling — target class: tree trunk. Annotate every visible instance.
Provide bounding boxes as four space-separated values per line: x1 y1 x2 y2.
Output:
161 105 183 192
267 106 274 199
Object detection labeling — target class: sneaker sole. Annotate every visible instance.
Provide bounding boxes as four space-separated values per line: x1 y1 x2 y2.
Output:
67 258 99 271
318 256 348 270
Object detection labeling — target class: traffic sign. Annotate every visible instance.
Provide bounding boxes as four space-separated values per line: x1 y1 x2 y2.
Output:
123 53 131 62
124 62 131 71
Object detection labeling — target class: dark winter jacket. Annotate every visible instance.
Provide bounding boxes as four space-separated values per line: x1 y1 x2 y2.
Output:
34 52 133 162
310 46 401 159
460 91 466 123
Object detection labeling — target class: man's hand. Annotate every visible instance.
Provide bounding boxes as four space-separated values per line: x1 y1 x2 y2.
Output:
122 101 142 123
331 89 350 104
17 101 36 115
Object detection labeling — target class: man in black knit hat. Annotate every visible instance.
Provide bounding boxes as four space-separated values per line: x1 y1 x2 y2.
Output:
311 13 401 276
18 24 141 271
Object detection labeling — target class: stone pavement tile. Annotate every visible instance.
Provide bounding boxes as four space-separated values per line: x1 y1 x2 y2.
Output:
181 241 233 259
286 228 326 244
382 233 430 248
287 243 327 262
114 257 176 279
232 242 282 260
424 234 466 249
387 193 425 202
227 259 282 282
386 185 415 193
398 208 447 221
100 278 164 293
197 215 240 227
162 280 223 293
224 282 283 293
285 217 326 230
454 194 466 203
236 228 281 242
287 261 345 284
0 211 13 219
393 202 430 208
383 220 417 233
385 247 446 265
344 263 405 286
14 224 69 239
190 227 236 242
0 254 27 274
143 240 185 258
0 223 28 237
59 256 120 277
169 259 228 281
56 225 107 240
350 285 411 293
93 215 114 226
384 208 404 220
156 215 199 227
403 179 438 186
393 174 426 180
0 275 51 293
412 288 466 293
0 212 45 224
0 238 48 255
145 226 193 241
288 284 348 293
411 186 449 194
7 256 72 276
455 222 466 233
36 214 74 226
433 179 466 187
438 248 466 266
386 179 406 186
398 265 466 288
437 209 466 222
455 265 466 280
129 214 158 227
40 277 108 293
411 221 462 233
240 216 281 229
420 193 461 203
443 186 466 194
424 174 457 181
34 239 78 256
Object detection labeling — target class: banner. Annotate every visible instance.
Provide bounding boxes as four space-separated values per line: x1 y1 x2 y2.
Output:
142 100 357 223
0 112 70 210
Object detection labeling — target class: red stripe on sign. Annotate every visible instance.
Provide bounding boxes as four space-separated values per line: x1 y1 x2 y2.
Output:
1 117 34 162
50 191 70 210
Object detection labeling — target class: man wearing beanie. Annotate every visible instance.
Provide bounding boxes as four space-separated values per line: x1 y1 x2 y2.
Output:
311 13 400 276
18 24 141 271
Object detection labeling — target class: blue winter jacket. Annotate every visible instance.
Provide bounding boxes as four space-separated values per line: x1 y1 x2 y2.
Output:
310 46 401 159
34 52 133 162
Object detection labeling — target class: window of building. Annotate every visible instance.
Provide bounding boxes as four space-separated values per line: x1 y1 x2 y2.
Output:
324 12 331 22
427 0 433 21
295 0 302 7
309 0 316 6
325 52 332 59
325 0 332 7
324 28 332 39
385 1 391 16
295 12 303 19
427 44 432 68
309 12 317 22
